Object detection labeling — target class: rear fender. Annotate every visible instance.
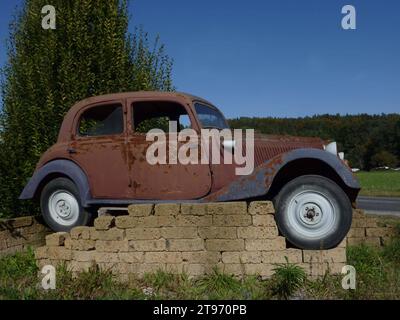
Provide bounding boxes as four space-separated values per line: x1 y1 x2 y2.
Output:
19 159 91 207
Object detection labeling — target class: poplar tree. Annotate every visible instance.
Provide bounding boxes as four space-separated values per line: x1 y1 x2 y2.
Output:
0 0 173 217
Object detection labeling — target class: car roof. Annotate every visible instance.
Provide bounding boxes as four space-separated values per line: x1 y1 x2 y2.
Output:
73 91 215 107
57 91 217 143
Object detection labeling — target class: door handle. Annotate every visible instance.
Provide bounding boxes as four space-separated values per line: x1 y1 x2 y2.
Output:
67 147 77 154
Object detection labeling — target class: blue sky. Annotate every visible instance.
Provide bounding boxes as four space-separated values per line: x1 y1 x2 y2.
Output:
0 0 399 118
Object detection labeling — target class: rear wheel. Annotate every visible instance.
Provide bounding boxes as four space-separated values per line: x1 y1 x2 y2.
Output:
274 175 352 250
40 177 91 232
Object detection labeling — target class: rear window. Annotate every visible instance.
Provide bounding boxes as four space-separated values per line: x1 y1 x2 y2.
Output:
78 104 123 136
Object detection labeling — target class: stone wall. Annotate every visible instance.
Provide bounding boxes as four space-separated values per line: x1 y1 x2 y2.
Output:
0 216 50 257
347 209 398 247
35 201 348 280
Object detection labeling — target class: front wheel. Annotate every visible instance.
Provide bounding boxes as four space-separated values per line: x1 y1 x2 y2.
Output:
40 177 91 232
274 175 352 250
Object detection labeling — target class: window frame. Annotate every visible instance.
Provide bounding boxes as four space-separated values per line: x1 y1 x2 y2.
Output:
73 100 126 140
193 101 230 130
129 98 199 135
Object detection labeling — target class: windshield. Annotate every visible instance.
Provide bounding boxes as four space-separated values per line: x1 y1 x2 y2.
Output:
194 103 229 129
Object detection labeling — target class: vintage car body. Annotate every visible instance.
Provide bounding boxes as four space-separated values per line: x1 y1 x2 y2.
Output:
20 92 360 249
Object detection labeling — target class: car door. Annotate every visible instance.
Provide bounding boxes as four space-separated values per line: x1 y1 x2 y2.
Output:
127 98 212 200
69 100 132 199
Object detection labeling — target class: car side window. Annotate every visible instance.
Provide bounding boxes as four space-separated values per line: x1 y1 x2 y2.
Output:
132 101 192 133
179 114 191 129
78 104 123 137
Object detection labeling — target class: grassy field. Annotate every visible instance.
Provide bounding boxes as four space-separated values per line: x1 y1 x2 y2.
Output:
356 171 400 197
1 235 400 300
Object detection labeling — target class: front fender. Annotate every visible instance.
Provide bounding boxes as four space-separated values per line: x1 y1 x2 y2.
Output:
203 148 360 202
19 159 92 207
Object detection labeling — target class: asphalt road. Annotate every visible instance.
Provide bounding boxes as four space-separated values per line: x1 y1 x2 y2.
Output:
357 196 400 217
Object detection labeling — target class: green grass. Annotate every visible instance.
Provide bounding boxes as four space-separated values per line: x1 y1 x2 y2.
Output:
0 249 145 300
270 257 307 300
303 237 400 300
1 235 400 300
356 171 400 197
0 250 273 300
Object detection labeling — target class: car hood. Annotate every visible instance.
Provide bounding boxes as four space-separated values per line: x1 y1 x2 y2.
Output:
252 134 325 167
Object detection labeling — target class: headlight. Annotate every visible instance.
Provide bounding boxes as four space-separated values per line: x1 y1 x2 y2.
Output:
325 142 337 155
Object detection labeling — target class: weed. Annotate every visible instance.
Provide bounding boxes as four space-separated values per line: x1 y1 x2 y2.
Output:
0 248 37 279
382 238 400 263
270 257 306 299
196 267 241 299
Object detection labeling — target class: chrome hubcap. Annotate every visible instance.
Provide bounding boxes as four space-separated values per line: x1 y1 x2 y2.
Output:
48 190 79 226
287 190 337 239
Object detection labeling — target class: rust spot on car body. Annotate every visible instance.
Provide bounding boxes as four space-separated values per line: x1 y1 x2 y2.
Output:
202 153 285 202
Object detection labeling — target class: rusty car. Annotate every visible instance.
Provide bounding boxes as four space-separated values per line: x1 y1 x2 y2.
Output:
20 92 360 249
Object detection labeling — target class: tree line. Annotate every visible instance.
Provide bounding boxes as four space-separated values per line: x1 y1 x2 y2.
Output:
228 114 400 170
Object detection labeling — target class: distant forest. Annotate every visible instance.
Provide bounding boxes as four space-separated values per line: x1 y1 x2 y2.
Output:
228 114 400 170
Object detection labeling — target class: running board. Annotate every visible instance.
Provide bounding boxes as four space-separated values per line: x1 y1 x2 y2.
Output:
97 207 128 217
